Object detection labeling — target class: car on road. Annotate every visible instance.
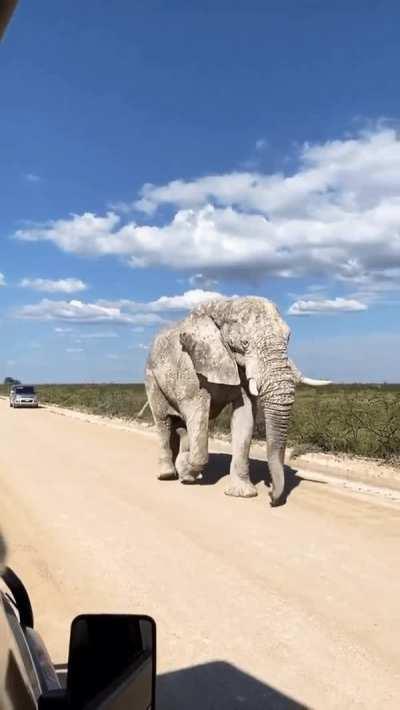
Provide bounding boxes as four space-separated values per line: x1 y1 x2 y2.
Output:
9 385 39 409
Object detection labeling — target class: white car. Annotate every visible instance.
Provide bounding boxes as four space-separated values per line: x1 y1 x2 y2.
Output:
9 385 39 408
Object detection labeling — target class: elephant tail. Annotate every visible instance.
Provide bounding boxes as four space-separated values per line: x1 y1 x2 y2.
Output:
136 400 150 418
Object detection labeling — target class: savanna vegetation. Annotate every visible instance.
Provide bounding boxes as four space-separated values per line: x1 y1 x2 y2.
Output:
1 382 399 462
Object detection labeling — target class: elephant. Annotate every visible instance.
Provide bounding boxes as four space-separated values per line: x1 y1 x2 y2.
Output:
145 296 331 507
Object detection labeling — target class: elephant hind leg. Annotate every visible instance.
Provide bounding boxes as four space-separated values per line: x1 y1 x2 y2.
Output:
174 424 197 483
146 370 178 480
155 417 179 480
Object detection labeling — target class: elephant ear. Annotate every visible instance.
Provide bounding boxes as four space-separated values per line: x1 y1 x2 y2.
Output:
180 315 240 386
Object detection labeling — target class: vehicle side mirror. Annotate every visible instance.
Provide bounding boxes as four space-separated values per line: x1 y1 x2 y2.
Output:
39 614 156 709
67 614 156 709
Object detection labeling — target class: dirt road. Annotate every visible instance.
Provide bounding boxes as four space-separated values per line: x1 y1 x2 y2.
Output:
0 400 399 709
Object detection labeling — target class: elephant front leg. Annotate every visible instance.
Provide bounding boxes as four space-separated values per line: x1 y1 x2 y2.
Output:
225 389 258 498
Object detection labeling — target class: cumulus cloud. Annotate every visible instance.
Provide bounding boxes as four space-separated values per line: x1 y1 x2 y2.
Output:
15 289 227 327
15 212 128 254
288 297 368 315
15 299 168 325
142 288 225 311
97 289 226 313
20 277 87 293
14 127 400 296
0 273 5 287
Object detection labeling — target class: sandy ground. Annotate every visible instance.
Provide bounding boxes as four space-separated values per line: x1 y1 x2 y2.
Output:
0 400 399 709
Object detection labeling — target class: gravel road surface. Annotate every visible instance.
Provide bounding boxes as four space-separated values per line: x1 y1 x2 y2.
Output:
0 401 399 708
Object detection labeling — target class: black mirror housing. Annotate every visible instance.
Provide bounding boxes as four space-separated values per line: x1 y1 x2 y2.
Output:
39 614 156 709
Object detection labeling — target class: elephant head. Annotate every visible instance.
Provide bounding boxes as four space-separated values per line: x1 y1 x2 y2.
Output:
180 296 331 506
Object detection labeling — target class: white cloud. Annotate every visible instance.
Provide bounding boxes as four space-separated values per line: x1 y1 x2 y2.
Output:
14 126 400 295
0 273 5 287
15 212 127 254
23 173 41 183
106 353 121 359
288 297 368 315
143 288 225 311
20 277 88 293
16 299 168 325
97 289 226 313
188 273 219 289
66 347 84 353
15 289 229 329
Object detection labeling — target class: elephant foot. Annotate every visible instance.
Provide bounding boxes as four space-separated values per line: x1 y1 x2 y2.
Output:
269 492 286 508
224 481 258 498
157 464 178 481
180 473 200 484
158 471 178 480
176 452 202 484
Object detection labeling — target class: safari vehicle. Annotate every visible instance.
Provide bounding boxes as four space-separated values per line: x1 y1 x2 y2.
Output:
1 4 156 707
0 566 156 709
3 402 155 706
9 385 39 408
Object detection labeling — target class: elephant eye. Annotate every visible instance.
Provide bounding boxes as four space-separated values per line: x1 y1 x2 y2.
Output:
241 338 249 350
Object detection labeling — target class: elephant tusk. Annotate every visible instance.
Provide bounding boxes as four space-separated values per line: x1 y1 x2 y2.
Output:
299 376 332 386
248 378 259 396
288 359 331 386
136 400 150 417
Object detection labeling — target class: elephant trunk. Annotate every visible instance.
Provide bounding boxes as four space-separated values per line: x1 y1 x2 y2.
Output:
257 343 296 507
263 404 292 506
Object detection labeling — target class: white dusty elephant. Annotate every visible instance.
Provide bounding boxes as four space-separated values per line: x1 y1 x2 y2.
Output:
145 296 330 507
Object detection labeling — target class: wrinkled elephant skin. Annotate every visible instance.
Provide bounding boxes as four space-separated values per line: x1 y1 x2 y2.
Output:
145 296 330 507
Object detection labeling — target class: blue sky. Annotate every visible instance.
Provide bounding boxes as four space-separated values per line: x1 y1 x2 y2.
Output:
1 1 400 383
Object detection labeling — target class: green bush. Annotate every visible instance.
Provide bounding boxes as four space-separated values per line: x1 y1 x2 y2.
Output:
288 388 400 460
